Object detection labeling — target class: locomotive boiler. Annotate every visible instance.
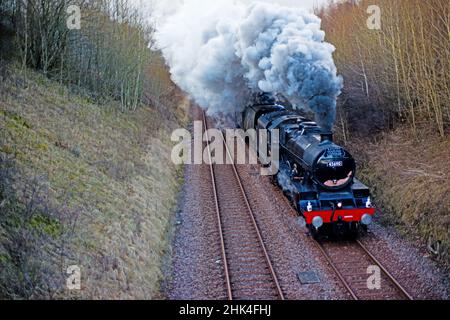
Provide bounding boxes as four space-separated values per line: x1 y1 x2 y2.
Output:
238 100 375 238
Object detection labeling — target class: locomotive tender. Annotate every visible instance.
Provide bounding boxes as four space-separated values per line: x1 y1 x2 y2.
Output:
238 100 375 238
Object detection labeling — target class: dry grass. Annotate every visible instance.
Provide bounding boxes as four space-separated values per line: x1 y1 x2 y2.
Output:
344 127 449 265
0 62 187 299
320 0 450 266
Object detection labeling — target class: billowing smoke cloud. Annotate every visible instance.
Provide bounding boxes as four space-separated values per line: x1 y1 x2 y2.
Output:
153 0 343 130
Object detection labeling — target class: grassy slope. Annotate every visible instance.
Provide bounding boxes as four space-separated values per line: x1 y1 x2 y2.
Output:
317 0 449 267
0 63 188 299
342 127 449 266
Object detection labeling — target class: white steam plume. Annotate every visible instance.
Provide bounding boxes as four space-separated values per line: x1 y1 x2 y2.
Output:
153 0 343 130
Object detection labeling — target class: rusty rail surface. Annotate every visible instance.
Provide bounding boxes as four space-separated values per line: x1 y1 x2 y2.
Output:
202 111 284 300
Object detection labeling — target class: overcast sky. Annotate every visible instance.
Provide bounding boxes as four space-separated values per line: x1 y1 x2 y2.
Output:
241 0 328 10
142 0 330 13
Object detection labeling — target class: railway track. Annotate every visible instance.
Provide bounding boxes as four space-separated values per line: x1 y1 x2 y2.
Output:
267 151 412 300
201 110 410 300
202 112 284 300
314 239 413 300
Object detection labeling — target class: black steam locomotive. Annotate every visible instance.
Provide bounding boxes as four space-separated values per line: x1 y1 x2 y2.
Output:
238 99 375 238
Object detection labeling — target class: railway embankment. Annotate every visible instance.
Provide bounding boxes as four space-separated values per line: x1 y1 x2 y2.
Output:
317 0 449 269
0 62 187 299
339 124 450 269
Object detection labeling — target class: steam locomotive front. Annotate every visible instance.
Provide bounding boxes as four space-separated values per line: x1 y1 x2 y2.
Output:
291 132 374 237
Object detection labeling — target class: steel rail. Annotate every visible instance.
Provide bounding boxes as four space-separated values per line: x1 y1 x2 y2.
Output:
313 240 359 300
315 239 414 300
356 240 413 300
203 111 285 300
231 121 411 300
202 112 233 300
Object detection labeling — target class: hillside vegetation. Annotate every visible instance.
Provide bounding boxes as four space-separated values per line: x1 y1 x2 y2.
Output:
318 0 449 137
1 0 153 110
318 0 449 264
0 0 189 299
0 62 187 299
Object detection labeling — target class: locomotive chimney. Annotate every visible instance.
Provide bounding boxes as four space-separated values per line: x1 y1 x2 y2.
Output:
320 131 333 143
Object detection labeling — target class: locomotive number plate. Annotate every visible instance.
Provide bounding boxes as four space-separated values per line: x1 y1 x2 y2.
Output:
327 161 343 168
